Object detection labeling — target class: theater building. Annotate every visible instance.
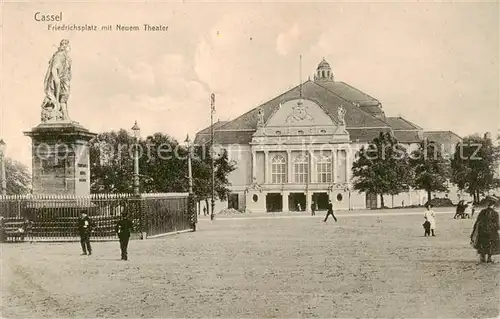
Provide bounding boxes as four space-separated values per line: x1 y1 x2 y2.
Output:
195 59 461 212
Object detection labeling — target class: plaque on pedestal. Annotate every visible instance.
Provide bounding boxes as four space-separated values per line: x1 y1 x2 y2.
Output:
24 121 97 196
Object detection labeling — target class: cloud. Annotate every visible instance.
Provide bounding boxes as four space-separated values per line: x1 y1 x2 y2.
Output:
276 25 300 56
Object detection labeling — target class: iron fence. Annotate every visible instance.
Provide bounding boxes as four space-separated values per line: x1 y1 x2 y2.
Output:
0 193 194 242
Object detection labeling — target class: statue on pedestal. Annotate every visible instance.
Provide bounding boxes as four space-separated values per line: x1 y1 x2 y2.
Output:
40 39 72 123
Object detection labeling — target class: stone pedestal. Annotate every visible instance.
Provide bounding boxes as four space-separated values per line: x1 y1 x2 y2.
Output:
24 121 97 196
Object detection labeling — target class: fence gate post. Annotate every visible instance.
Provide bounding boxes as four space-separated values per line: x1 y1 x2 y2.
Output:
139 196 147 240
188 193 197 231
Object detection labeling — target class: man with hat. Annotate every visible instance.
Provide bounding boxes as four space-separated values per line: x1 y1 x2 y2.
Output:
115 212 134 261
470 195 500 263
77 210 93 256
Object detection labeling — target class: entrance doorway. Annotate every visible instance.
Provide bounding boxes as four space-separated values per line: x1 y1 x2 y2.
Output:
313 192 329 210
266 193 283 212
228 193 239 210
366 192 377 209
288 193 306 211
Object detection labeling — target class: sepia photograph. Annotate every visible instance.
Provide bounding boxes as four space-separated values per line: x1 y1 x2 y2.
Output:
0 1 499 318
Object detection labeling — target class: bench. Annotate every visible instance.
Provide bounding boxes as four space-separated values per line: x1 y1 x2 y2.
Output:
0 219 30 242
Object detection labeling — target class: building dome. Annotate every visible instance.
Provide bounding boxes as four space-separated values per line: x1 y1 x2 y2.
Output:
314 58 334 82
317 58 331 69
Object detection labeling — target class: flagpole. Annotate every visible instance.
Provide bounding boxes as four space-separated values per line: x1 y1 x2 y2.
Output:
210 93 216 221
299 54 302 98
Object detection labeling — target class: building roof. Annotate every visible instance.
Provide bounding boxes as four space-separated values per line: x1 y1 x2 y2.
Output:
386 117 422 131
196 120 229 135
347 128 393 143
393 131 423 143
195 130 255 145
193 121 229 145
193 75 449 146
316 81 380 107
217 80 390 132
194 79 396 145
423 131 462 146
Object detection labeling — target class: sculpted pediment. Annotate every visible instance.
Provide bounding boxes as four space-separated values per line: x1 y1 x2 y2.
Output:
265 99 336 127
251 98 349 144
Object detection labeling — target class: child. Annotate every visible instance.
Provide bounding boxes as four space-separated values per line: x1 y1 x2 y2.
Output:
423 218 431 236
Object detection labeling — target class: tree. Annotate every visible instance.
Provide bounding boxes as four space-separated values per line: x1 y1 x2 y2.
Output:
89 129 136 193
409 139 450 203
352 132 411 208
451 134 500 203
4 157 31 195
89 129 236 202
90 130 188 193
140 133 186 193
213 149 236 200
191 145 235 211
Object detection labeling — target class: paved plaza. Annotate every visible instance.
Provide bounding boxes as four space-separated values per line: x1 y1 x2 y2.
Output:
1 209 499 318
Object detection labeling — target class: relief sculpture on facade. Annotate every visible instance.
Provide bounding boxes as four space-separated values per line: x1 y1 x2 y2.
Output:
285 100 314 124
246 177 263 193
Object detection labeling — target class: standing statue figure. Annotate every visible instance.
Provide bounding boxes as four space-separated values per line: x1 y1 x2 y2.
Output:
41 39 72 122
337 105 346 125
257 108 265 127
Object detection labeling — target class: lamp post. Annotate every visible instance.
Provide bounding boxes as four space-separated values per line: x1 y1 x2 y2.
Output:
184 134 193 194
131 121 140 195
185 134 197 230
210 93 216 221
344 185 352 211
0 139 6 196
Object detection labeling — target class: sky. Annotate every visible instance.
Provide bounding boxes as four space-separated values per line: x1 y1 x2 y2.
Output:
0 1 499 168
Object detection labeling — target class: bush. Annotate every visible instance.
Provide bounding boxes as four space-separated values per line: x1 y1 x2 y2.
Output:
427 198 454 207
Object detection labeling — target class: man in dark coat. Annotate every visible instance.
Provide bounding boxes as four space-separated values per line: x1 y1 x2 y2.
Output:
77 210 93 255
310 201 316 216
115 212 134 261
323 199 338 223
471 196 500 263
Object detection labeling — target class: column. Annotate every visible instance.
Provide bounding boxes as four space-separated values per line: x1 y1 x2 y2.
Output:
264 150 269 184
345 148 351 183
287 150 292 183
306 191 312 213
282 191 289 212
333 149 338 183
309 150 314 183
251 150 256 180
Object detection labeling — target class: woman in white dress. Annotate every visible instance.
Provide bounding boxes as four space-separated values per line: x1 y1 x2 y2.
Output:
424 204 436 236
464 201 474 218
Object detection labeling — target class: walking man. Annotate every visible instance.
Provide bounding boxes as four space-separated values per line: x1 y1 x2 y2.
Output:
77 210 93 255
323 200 338 223
311 201 316 216
115 212 134 261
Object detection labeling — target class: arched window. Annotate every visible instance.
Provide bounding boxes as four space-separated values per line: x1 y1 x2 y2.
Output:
293 153 309 183
271 155 287 184
316 154 332 183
